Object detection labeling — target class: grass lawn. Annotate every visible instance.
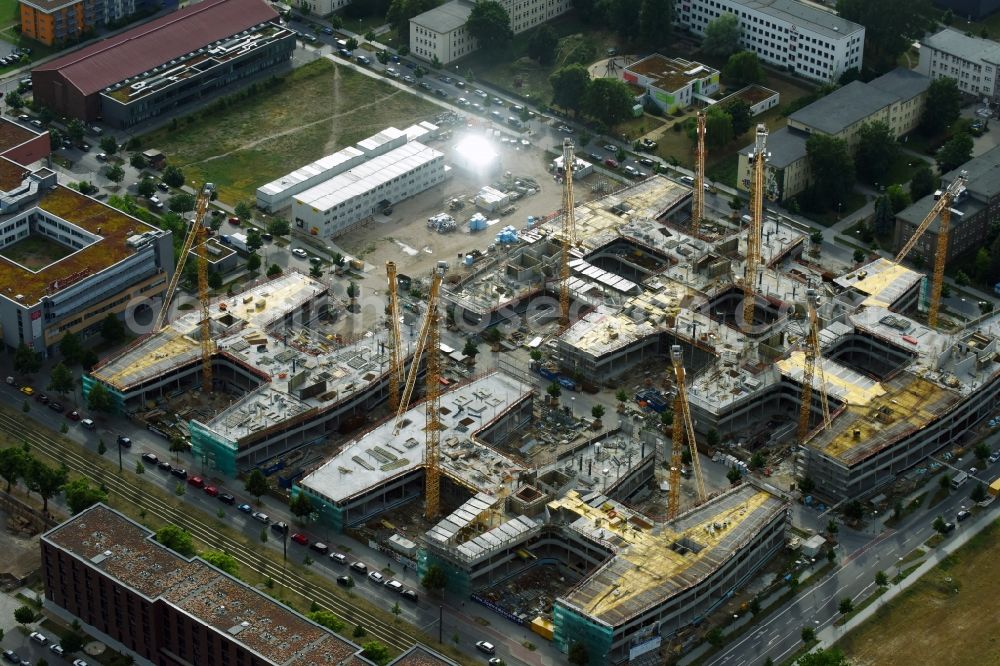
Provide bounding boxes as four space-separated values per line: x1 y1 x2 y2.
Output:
613 114 666 142
707 154 739 188
139 60 439 204
0 234 74 269
801 192 867 227
838 519 1000 666
885 154 930 186
0 0 17 28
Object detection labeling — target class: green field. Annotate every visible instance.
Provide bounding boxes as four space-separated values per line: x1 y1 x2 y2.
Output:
139 59 440 204
838 518 1000 666
0 234 74 270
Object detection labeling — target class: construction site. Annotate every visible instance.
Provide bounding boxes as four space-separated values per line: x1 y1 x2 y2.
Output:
80 121 1000 665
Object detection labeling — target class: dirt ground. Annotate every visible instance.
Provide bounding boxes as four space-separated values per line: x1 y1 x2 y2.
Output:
0 506 42 586
329 127 613 334
838 519 1000 666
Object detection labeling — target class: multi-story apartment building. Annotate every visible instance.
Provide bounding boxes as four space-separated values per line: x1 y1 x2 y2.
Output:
676 0 865 82
289 0 348 16
918 27 1000 101
20 0 174 46
410 0 571 65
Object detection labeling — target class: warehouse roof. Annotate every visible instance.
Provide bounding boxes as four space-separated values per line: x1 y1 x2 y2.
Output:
868 67 931 102
33 0 278 97
789 80 897 135
410 0 474 33
740 0 863 40
922 28 1000 65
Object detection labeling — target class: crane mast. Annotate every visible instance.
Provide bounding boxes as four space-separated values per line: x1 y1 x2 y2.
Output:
668 392 684 519
393 272 441 435
385 261 404 411
671 345 707 503
743 124 768 328
797 289 831 443
195 192 212 393
692 110 706 235
893 172 967 328
423 265 446 520
559 138 576 327
153 188 211 332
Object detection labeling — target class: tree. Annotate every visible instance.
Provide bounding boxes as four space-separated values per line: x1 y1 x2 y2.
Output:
749 596 761 615
63 477 107 514
704 106 734 148
838 597 854 615
55 333 83 368
854 121 898 185
201 550 239 576
421 563 447 591
362 641 390 666
638 0 671 48
14 343 42 375
169 434 188 461
66 119 85 143
87 382 114 413
955 270 971 287
750 451 765 470
101 313 126 344
386 0 437 40
0 447 27 492
245 228 262 252
48 363 75 397
568 641 589 666
135 179 157 201
97 439 107 456
591 404 605 420
971 482 987 503
801 626 815 643
615 389 628 406
266 218 290 236
527 24 557 65
169 193 195 214
703 12 741 57
909 165 939 201
289 492 314 521
346 281 359 310
547 381 562 400
837 0 935 73
156 525 195 556
462 339 479 359
853 248 866 264
871 195 894 237
886 184 910 214
13 605 34 626
98 136 118 155
806 134 855 211
920 77 961 135
130 152 147 169
246 252 261 272
725 99 752 138
235 201 254 223
875 570 889 587
583 77 635 126
162 165 185 188
5 92 23 109
105 163 125 186
550 65 590 115
723 51 764 86
309 264 322 279
135 461 144 475
727 465 742 485
797 648 850 666
208 271 222 290
936 133 973 172
59 631 84 654
391 600 402 622
26 459 67 513
827 518 839 535
245 469 269 503
266 263 282 278
467 0 513 51
308 610 345 632
799 476 815 493
730 195 743 212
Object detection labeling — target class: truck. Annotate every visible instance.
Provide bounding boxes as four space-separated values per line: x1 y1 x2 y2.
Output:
635 389 669 413
989 476 1000 497
219 232 248 253
950 470 969 490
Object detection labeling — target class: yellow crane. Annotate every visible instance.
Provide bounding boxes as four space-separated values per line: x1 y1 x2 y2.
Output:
559 138 576 328
797 288 831 443
671 345 707 504
893 172 968 328
668 392 685 519
152 188 211 332
385 261 404 411
423 263 447 520
393 265 445 435
692 110 706 235
743 124 768 328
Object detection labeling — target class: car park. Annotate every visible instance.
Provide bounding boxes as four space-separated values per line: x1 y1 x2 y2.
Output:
337 48 352 58
403 75 415 84
291 532 309 545
252 511 269 523
368 571 385 583
237 503 252 513
337 575 353 587
329 552 347 564
418 81 431 90
604 158 619 169
356 55 371 65
142 453 159 464
350 561 368 574
118 435 132 448
476 641 496 655
218 493 236 505
171 467 188 480
401 588 418 602
385 579 404 593
433 88 448 98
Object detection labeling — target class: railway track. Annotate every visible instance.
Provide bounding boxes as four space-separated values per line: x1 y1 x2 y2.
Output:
1 411 419 653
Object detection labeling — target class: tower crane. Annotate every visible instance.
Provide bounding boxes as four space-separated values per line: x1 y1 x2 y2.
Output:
559 138 577 328
671 345 707 504
152 188 211 332
668 392 685 519
385 261 404 411
893 172 968 328
743 124 768 328
692 111 706 235
797 288 831 443
423 263 447 520
393 263 445 437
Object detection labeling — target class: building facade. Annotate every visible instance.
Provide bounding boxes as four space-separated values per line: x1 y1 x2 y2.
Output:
32 0 290 126
410 0 571 65
918 28 1000 101
289 0 347 16
20 0 175 46
676 0 865 82
621 55 720 113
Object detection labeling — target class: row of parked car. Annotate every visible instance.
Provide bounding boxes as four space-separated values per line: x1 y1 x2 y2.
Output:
4 630 87 665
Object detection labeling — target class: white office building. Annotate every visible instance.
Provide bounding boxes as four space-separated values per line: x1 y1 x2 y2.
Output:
677 0 865 82
410 0 572 65
919 28 1000 101
288 0 348 17
292 141 446 237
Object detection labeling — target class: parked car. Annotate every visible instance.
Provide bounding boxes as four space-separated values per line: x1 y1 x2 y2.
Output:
218 493 236 505
957 509 972 522
291 248 308 258
29 632 47 645
337 48 352 58
476 641 496 655
19 386 33 396
337 575 353 587
81 418 95 430
117 435 132 448
34 392 48 404
385 579 404 593
310 542 329 554
401 588 419 602
67 410 81 421
251 511 269 523
350 561 368 574
237 503 252 513
142 452 158 464
356 55 371 65
49 644 65 656
291 532 309 545
187 475 205 489
157 460 172 471
329 552 347 564
49 401 64 412
171 467 188 480
2 652 18 665
203 485 219 497
368 571 385 583
271 521 288 535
